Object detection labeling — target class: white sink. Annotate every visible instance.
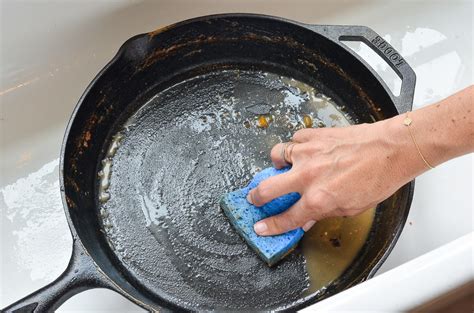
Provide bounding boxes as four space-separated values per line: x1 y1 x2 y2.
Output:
1 1 472 311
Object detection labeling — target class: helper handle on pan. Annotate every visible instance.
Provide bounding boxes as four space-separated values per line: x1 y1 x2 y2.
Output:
3 240 110 313
308 25 416 114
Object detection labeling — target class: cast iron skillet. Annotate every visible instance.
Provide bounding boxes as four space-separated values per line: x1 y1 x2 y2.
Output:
4 14 415 312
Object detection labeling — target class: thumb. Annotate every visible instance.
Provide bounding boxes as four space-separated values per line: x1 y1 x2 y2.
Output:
253 198 313 236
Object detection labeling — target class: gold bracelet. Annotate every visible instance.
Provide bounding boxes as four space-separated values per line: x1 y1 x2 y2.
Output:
403 112 435 169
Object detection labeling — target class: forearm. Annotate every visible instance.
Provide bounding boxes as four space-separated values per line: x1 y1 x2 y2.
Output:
381 85 473 182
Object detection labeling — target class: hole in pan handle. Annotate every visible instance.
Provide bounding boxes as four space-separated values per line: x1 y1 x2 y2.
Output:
307 24 416 114
2 240 111 313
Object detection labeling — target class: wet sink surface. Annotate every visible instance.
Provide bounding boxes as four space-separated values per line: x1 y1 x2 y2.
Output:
1 0 472 311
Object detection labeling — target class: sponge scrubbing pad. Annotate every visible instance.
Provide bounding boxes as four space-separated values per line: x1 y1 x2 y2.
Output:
220 167 304 266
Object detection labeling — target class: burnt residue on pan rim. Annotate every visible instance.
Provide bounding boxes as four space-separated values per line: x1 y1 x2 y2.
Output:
138 32 384 122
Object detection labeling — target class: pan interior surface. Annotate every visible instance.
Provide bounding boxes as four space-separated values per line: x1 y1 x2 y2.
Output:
97 68 374 310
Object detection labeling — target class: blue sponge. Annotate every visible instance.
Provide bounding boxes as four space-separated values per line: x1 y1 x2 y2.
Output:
220 167 304 266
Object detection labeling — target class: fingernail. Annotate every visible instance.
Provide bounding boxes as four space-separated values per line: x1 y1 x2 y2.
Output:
254 222 268 235
303 220 316 232
246 192 254 204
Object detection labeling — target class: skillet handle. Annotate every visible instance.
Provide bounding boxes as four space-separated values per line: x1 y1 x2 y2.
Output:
308 25 416 114
2 240 110 313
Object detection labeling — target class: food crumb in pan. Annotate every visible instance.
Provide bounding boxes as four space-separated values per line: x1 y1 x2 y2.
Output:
99 192 110 203
303 114 313 128
317 120 326 128
329 237 342 247
257 115 270 128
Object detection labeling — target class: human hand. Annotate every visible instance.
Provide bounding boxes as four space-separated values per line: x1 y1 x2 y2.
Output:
247 86 473 236
247 120 415 236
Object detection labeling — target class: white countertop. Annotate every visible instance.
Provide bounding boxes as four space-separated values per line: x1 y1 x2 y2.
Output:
1 0 472 312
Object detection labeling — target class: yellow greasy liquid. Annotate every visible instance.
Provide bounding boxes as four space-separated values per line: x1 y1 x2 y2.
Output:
301 208 376 294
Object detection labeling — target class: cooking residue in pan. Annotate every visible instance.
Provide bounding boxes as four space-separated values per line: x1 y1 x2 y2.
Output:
302 208 375 294
97 70 373 310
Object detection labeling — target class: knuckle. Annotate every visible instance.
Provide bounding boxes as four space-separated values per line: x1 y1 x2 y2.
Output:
305 196 321 210
317 192 331 207
266 217 284 233
268 210 303 234
300 166 316 181
292 129 306 142
307 191 331 210
258 181 272 197
293 128 317 141
292 143 305 156
307 142 322 155
307 164 321 178
253 182 272 204
276 215 297 232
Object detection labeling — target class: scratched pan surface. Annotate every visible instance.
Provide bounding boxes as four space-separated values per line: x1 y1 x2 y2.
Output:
4 14 416 313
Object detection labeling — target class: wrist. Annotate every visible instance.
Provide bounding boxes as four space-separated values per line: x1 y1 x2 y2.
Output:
375 115 429 183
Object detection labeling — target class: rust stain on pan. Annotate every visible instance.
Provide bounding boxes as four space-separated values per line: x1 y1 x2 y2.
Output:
77 120 95 149
83 131 92 147
75 114 100 153
96 94 107 107
69 159 78 172
183 49 202 58
65 195 77 209
140 36 218 69
70 94 113 175
147 25 173 40
65 176 81 193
